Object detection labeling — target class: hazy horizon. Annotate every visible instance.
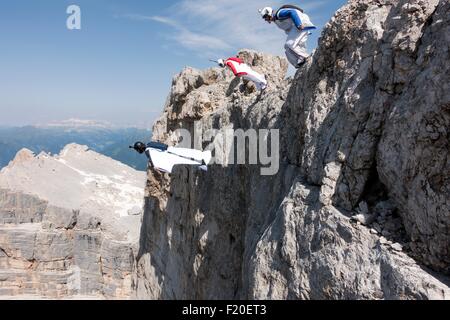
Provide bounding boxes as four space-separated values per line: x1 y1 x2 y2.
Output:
0 115 160 129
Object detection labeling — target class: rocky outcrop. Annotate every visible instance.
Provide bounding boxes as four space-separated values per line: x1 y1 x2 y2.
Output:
135 0 450 300
0 144 146 299
284 0 450 274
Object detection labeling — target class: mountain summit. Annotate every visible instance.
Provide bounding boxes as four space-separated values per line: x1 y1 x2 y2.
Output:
0 144 146 298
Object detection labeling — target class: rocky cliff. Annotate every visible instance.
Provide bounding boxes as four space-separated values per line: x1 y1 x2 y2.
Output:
0 144 146 299
135 0 450 300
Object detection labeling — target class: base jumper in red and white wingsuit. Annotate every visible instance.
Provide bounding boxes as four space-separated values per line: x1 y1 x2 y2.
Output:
217 57 268 91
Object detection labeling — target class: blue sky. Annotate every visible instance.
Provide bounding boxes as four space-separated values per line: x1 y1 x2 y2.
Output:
0 0 347 127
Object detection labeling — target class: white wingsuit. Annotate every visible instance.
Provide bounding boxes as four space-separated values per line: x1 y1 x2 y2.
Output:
144 142 211 174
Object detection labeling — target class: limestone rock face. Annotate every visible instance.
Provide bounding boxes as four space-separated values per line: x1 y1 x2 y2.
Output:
377 1 450 272
287 0 450 274
135 0 450 300
0 145 146 299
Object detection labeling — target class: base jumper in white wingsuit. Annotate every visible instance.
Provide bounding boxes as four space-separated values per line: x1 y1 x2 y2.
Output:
259 5 317 68
130 142 211 174
215 57 268 91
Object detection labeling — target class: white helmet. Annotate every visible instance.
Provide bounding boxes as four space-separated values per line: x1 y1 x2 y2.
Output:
259 7 273 19
217 59 225 68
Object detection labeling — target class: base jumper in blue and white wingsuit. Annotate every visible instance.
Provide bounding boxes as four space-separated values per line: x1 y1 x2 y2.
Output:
259 5 317 68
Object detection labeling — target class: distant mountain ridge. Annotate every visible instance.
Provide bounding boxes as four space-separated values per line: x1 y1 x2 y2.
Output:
0 125 152 171
35 118 116 129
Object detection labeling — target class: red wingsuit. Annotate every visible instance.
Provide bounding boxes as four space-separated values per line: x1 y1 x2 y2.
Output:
223 57 267 90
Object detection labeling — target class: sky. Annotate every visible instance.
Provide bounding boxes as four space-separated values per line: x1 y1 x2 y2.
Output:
0 0 347 128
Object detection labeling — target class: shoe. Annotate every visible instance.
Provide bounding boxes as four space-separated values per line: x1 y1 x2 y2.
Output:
261 80 268 91
295 59 307 69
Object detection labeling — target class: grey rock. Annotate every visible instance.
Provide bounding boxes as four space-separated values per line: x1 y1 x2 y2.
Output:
134 0 450 300
391 243 403 252
42 206 78 230
0 190 47 224
1 0 448 301
373 223 382 234
127 206 142 216
358 202 370 215
352 213 377 226
382 230 392 238
374 200 396 218
0 145 145 299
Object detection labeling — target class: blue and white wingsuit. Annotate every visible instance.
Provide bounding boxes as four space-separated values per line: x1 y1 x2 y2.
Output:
266 6 317 67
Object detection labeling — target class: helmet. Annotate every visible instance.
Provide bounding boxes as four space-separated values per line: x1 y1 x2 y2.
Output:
217 59 225 68
259 7 273 20
131 141 146 154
